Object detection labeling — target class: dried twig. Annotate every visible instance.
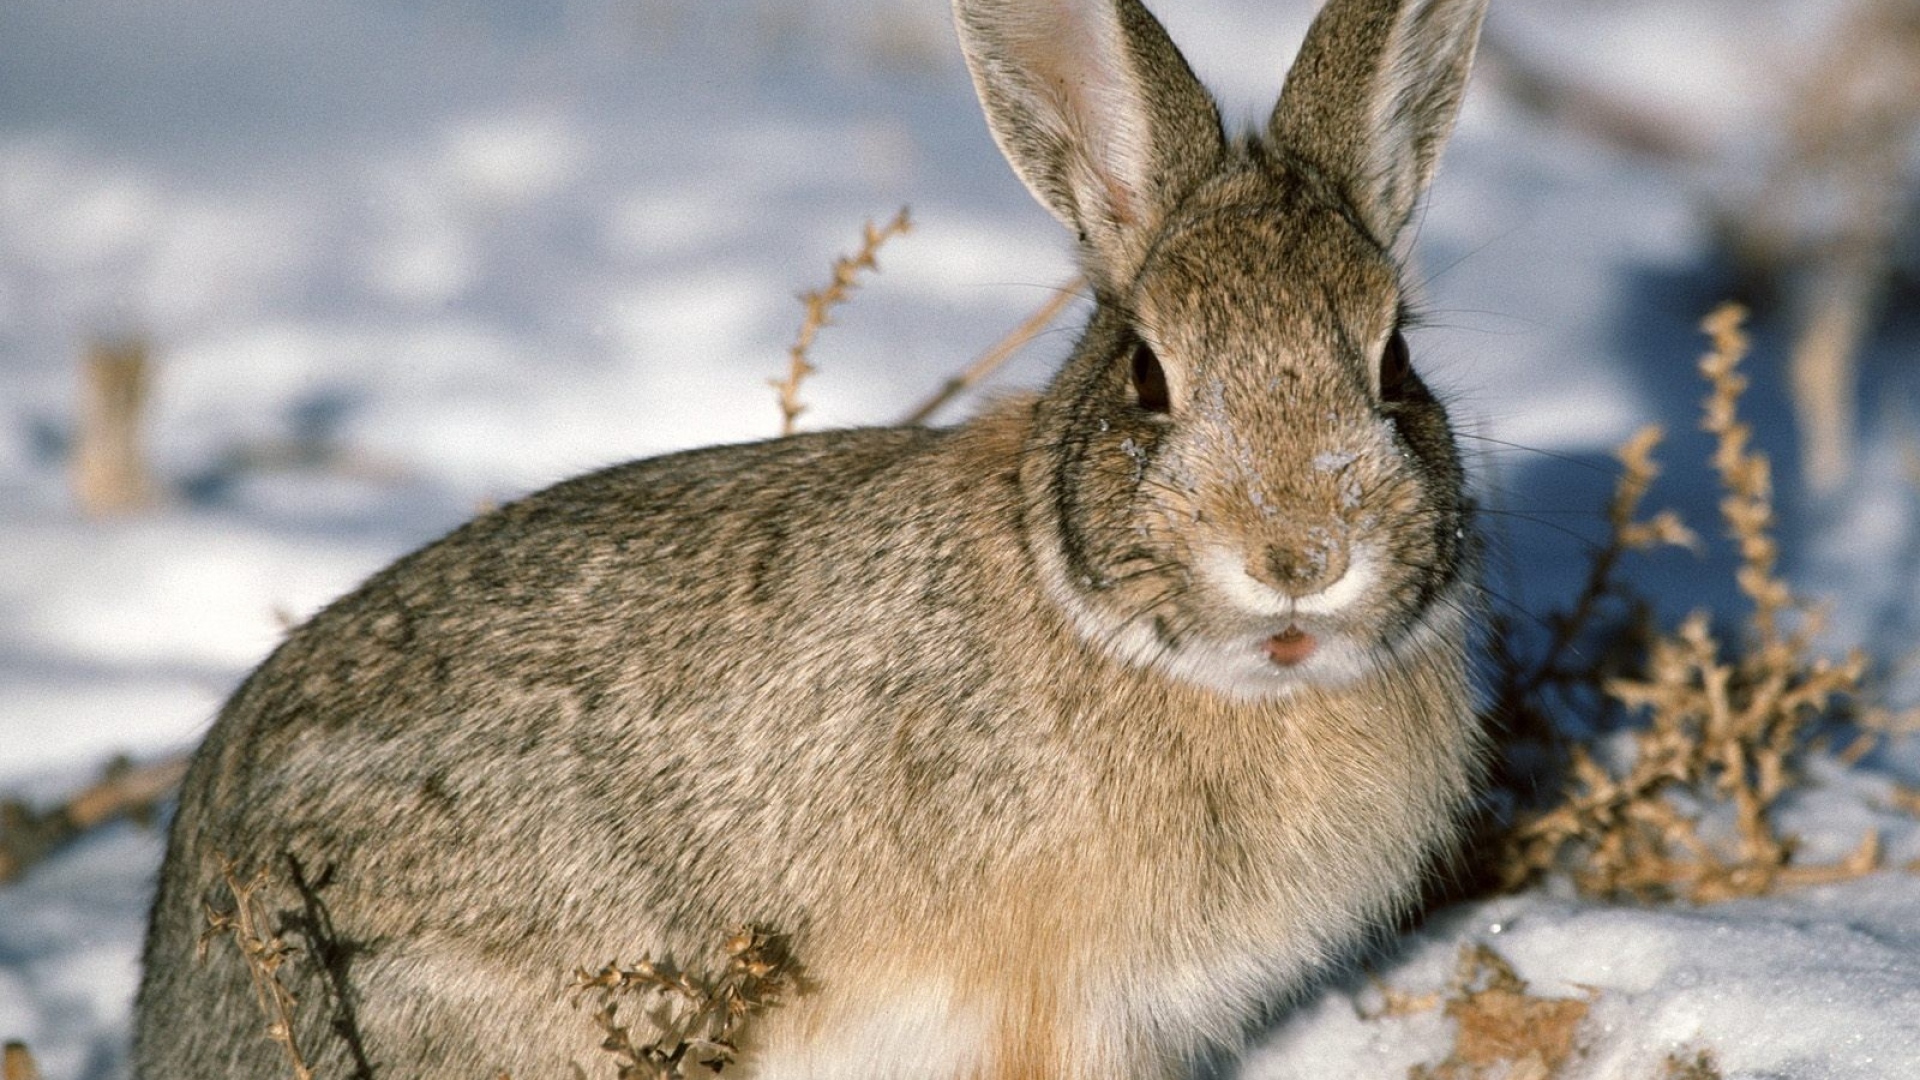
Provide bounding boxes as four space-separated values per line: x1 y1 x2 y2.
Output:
199 857 314 1080
576 925 792 1079
3 1043 43 1080
74 337 157 516
1493 424 1696 711
901 277 1085 425
774 208 913 435
0 753 189 884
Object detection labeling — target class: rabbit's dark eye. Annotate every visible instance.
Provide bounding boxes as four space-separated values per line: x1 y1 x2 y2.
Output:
1378 330 1413 402
1131 342 1171 414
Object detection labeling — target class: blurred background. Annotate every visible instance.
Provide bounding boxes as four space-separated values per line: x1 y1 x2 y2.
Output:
4 0 1920 1070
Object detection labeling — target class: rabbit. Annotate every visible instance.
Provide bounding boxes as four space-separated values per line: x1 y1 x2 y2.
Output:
133 0 1490 1077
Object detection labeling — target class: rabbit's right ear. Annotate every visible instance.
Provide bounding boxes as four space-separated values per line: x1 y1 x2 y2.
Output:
955 0 1224 289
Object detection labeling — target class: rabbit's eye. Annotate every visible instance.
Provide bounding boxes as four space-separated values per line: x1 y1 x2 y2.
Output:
1131 342 1171 414
1378 331 1413 401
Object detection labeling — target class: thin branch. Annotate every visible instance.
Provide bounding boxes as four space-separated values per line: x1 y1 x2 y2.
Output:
3 1043 43 1080
0 753 189 884
773 207 914 436
199 857 314 1080
901 276 1085 426
74 337 158 516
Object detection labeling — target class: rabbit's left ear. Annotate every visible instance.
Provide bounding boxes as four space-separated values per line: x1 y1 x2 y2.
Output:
1269 0 1488 248
955 0 1224 288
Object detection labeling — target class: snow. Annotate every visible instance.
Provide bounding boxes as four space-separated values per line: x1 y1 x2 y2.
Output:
3 0 1919 1076
1253 876 1920 1078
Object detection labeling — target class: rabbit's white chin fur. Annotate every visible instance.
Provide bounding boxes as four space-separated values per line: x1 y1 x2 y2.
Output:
1036 536 1457 701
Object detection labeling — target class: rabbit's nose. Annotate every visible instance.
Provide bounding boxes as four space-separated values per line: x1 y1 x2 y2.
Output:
1251 535 1351 601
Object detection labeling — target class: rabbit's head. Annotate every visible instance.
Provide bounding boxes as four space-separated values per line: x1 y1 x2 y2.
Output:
957 0 1485 700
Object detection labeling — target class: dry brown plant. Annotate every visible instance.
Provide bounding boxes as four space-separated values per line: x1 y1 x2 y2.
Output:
1730 0 1920 493
2 1042 43 1080
1358 976 1443 1022
1889 784 1920 816
1498 305 1887 902
575 925 793 1078
1375 947 1737 1080
0 753 189 884
1404 944 1592 1080
901 276 1085 425
773 207 913 435
74 337 157 516
198 856 314 1080
1485 423 1697 754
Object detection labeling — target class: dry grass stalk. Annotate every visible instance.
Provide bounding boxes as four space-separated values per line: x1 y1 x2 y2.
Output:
198 857 314 1080
901 276 1085 425
0 753 190 884
576 925 792 1078
2 1043 43 1080
774 207 913 435
1499 305 1883 902
1405 944 1592 1080
74 337 157 516
1736 0 1920 492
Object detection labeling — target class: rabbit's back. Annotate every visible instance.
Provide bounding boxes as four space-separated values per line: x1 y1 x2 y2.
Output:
136 410 1088 1077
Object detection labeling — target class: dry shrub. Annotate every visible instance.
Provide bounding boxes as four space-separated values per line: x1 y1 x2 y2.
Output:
1495 305 1894 901
198 857 314 1080
1399 944 1592 1080
772 207 913 435
575 925 794 1078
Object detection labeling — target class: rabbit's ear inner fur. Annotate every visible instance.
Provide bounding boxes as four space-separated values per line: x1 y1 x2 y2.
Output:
1270 0 1489 247
954 0 1224 288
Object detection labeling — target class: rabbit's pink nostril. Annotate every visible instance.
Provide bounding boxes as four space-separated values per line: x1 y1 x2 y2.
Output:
1266 626 1317 667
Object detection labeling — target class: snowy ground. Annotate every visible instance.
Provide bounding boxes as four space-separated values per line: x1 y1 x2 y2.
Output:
3 0 1918 1076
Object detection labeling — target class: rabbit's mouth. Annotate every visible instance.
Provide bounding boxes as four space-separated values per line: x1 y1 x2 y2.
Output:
1265 626 1318 668
1159 618 1374 698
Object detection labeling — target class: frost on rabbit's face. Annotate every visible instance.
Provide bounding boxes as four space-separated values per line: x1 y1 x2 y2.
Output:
1028 157 1472 702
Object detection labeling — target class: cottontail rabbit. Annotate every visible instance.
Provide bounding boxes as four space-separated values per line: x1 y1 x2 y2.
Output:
135 0 1490 1076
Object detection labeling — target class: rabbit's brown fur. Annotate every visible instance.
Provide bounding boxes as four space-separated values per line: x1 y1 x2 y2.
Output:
135 1 1491 1077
